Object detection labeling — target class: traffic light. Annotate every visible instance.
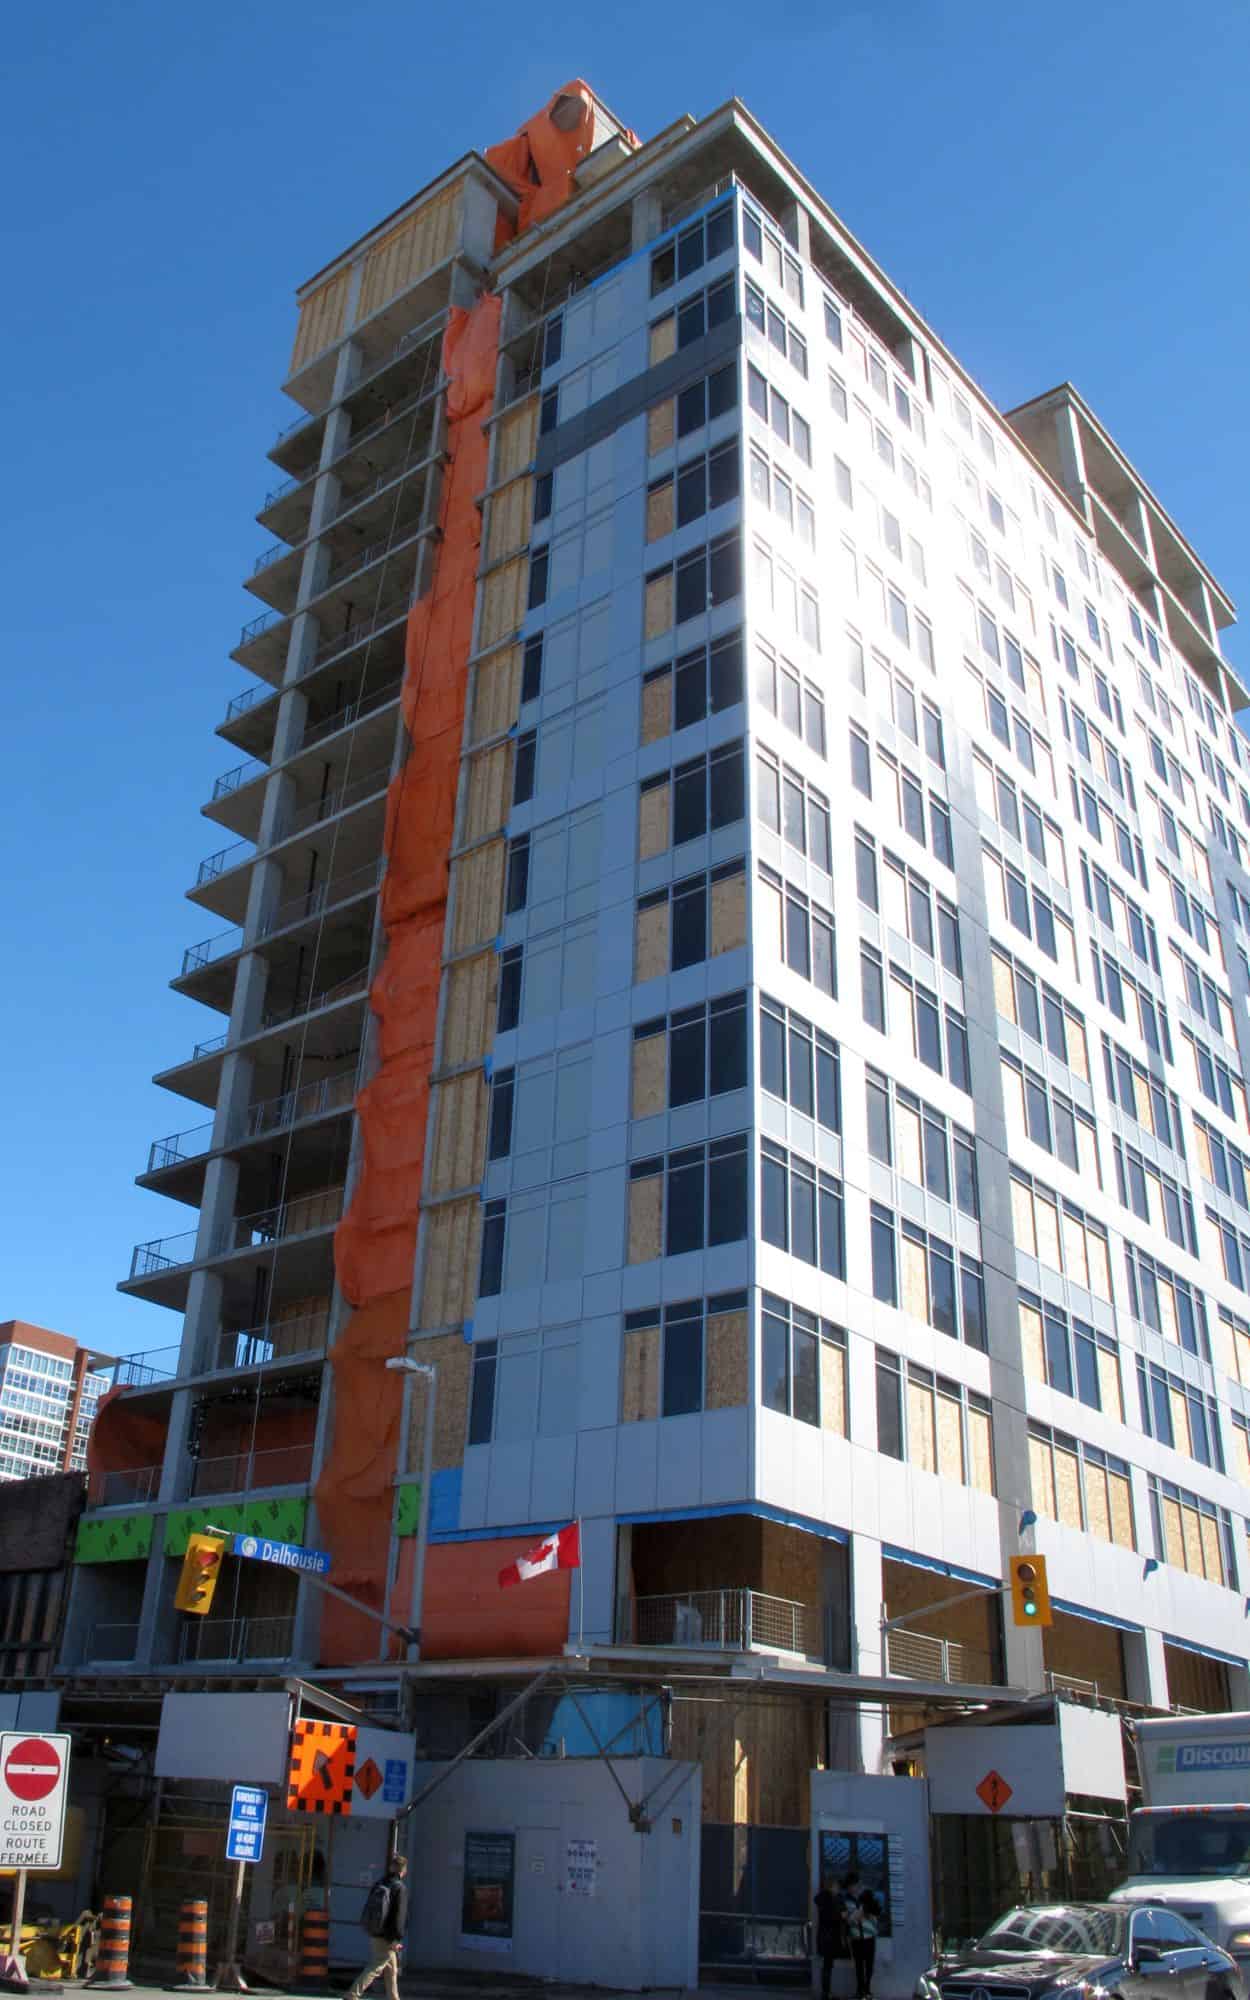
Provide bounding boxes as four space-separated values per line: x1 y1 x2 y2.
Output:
1009 1554 1052 1627
175 1532 226 1615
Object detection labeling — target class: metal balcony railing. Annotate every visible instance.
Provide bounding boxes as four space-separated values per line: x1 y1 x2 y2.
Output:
147 1124 214 1172
333 450 430 528
129 1231 198 1280
261 470 304 510
188 1442 314 1497
303 676 402 751
213 759 265 801
321 515 424 594
256 856 383 940
238 609 284 648
195 1032 228 1059
311 598 409 670
885 1625 997 1685
180 927 243 976
107 1349 179 1389
178 1614 296 1664
252 541 291 575
88 1465 161 1507
225 683 271 723
1047 1669 1099 1699
196 841 251 887
631 1588 811 1655
84 1622 141 1663
210 1185 345 1257
261 964 370 1031
200 1306 330 1375
276 767 390 844
242 1066 358 1142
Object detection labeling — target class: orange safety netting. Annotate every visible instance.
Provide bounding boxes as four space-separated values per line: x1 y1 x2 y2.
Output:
318 86 632 1665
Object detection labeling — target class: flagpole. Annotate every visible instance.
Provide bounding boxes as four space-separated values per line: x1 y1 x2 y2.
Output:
577 1517 584 1653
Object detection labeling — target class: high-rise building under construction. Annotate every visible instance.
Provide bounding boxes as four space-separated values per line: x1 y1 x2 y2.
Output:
63 81 1250 1948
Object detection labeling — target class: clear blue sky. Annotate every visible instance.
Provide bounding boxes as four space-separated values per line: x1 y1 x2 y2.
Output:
2 0 1247 1362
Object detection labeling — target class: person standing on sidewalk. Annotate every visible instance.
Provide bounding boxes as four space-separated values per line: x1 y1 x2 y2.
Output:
349 1852 408 2000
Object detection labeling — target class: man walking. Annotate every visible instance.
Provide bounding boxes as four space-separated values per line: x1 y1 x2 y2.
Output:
349 1851 408 2000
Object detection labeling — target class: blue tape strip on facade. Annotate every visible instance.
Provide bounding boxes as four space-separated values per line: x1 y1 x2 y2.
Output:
617 1500 848 1543
1051 1596 1142 1635
1164 1630 1250 1669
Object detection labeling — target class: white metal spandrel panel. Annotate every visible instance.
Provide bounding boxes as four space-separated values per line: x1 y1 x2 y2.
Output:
924 1724 1065 1818
155 1693 293 1784
1058 1703 1126 1802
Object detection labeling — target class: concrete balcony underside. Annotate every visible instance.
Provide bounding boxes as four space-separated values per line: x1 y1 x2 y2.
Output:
192 773 389 924
153 966 370 1114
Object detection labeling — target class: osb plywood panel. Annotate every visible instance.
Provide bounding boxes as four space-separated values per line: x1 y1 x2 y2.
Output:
358 182 462 321
407 1329 472 1470
992 953 1016 1021
441 952 498 1068
464 742 513 842
820 1343 845 1435
647 399 675 456
641 671 671 745
705 1309 747 1410
1108 1471 1134 1548
906 1379 935 1471
428 1071 489 1196
1055 1446 1082 1529
631 1034 666 1119
649 316 677 365
472 643 522 743
1011 1178 1036 1255
646 481 675 543
419 1198 481 1329
1085 1467 1111 1543
1165 1642 1227 1713
1028 1434 1056 1518
936 1393 963 1482
967 1407 993 1493
495 396 539 483
450 839 505 954
479 556 528 650
627 1176 663 1264
1019 1303 1045 1381
638 782 671 860
486 477 533 567
1062 1211 1089 1287
287 1185 343 1233
291 270 350 374
644 571 674 640
634 901 668 982
1044 1611 1124 1695
621 1324 659 1423
710 872 746 954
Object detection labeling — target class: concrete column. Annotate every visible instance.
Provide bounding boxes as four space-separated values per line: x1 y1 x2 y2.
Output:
1226 1662 1250 1710
631 188 664 253
614 1524 633 1644
1124 1625 1169 1710
834 1533 886 1774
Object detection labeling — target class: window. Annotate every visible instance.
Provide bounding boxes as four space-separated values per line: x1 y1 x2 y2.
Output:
631 994 748 1115
756 750 832 873
641 629 745 744
638 740 746 857
1194 1117 1250 1212
750 445 816 547
1102 1035 1183 1150
1113 1138 1196 1252
760 1141 845 1274
865 954 970 1088
1018 1290 1121 1414
497 945 523 1032
1000 1054 1100 1181
972 753 1067 878
527 546 549 608
1171 944 1234 1039
755 640 826 756
966 657 1055 787
752 535 821 650
1138 1359 1223 1470
874 1348 994 1491
869 1203 985 1348
866 1068 978 1216
627 1136 749 1262
649 201 734 297
746 365 812 465
488 1067 515 1160
1208 1209 1250 1298
648 441 740 543
644 530 742 640
1148 1474 1235 1587
1147 787 1212 893
762 1295 846 1431
539 386 558 436
1124 1243 1209 1358
991 948 1089 1077
512 729 536 805
634 858 747 981
744 279 808 376
1010 1170 1113 1299
1181 1025 1249 1130
741 201 804 305
982 847 1077 972
756 864 835 996
1089 944 1172 1062
1160 867 1215 956
760 998 840 1132
857 833 961 974
1029 1423 1134 1548
504 833 530 913
863 733 953 865
621 1290 748 1422
542 313 563 368
479 1198 506 1295
658 363 740 450
533 470 553 524
520 633 543 705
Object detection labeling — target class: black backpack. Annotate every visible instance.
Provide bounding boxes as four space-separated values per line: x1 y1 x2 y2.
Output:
361 1878 393 1938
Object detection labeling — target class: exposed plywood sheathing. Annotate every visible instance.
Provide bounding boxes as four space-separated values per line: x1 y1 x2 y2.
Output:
472 642 523 743
638 782 671 859
644 571 674 640
290 270 350 375
357 182 464 323
1044 1610 1125 1696
451 839 506 953
641 671 671 744
440 952 499 1068
479 556 528 650
419 1198 483 1329
710 871 746 953
620 1324 659 1423
646 481 675 542
936 1393 963 1482
406 1329 473 1470
820 1342 845 1434
627 1174 663 1264
427 1070 490 1196
634 901 668 982
967 1407 993 1492
647 399 675 456
631 1033 667 1119
494 396 540 483
464 742 513 842
649 317 676 366
485 477 533 566
705 1309 748 1409
1019 1303 1045 1381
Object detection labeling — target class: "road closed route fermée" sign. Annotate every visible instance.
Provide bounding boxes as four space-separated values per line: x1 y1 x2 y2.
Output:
0 1732 72 1869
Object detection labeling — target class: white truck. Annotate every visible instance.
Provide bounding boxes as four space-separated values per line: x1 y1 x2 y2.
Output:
1112 1711 1250 1969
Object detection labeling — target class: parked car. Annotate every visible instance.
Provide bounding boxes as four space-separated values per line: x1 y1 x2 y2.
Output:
916 1900 1245 2000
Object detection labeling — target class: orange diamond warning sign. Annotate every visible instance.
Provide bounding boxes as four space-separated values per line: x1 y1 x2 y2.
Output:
975 1769 1013 1814
355 1757 382 1801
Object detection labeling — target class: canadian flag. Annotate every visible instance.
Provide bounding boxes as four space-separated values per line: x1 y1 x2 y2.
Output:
498 1521 581 1589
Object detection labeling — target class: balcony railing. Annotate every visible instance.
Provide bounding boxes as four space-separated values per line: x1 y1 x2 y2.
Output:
88 1465 161 1507
243 1066 358 1141
261 964 370 1031
147 1124 213 1172
107 1349 179 1389
84 1622 141 1663
195 1032 228 1058
303 675 403 751
129 1231 198 1279
885 1625 997 1686
1047 1670 1099 1699
180 927 243 976
321 516 424 594
200 1307 330 1375
256 857 383 940
212 758 265 801
188 1442 314 1497
177 1614 296 1665
275 766 390 844
632 1589 810 1655
225 683 271 723
196 841 251 887
252 541 291 575
211 1185 344 1256
311 598 409 671
238 609 284 649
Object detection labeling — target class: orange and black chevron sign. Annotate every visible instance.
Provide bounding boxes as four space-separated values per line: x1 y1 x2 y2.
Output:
286 1720 357 1815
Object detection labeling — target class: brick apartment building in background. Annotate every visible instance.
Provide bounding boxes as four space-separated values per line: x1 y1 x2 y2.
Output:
0 1321 110 1483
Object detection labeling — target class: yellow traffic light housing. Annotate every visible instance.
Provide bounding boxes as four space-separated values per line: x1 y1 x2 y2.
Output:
175 1532 227 1615
1009 1554 1052 1627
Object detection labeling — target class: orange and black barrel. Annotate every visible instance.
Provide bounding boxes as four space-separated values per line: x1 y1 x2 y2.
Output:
299 1908 330 1990
173 1899 208 1989
86 1896 133 1989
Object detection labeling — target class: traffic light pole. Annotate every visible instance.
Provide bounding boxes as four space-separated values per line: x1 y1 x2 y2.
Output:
197 1529 420 1649
880 1581 1011 1635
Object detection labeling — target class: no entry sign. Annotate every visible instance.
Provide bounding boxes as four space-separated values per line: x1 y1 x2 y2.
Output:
0 1732 71 1868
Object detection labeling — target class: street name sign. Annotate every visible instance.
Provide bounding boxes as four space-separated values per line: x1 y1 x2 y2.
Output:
231 1533 330 1575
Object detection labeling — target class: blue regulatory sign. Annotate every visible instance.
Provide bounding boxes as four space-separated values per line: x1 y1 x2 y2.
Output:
226 1784 269 1864
231 1532 330 1575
